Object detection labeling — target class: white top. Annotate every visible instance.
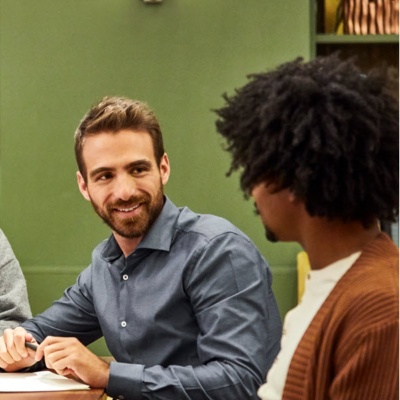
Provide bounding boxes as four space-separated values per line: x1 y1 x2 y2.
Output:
258 251 361 400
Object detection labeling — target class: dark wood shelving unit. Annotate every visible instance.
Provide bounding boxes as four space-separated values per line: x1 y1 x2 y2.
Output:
311 0 399 71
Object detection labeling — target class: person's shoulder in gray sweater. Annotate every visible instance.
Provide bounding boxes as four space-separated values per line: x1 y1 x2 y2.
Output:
0 228 32 334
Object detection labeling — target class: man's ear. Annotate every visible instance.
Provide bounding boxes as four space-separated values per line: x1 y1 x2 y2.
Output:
77 171 91 201
160 153 171 185
288 189 302 204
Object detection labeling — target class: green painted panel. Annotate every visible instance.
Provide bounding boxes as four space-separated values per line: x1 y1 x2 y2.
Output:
271 266 298 319
1 0 310 349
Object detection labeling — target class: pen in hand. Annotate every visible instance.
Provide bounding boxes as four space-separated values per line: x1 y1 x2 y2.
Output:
25 342 38 351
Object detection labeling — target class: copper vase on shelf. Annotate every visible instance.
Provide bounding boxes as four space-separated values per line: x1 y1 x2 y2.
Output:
339 0 399 34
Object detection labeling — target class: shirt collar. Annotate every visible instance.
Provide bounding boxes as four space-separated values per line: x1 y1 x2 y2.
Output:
101 196 179 261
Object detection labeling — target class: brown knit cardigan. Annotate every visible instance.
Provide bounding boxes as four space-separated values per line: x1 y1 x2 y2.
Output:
282 232 399 400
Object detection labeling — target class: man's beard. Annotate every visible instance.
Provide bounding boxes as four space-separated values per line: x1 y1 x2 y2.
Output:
265 226 278 243
90 186 165 239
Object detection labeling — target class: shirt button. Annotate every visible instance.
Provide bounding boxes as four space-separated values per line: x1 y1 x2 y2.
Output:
121 321 127 328
122 274 128 281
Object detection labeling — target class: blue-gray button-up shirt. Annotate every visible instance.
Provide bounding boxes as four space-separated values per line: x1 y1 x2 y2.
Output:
22 197 281 399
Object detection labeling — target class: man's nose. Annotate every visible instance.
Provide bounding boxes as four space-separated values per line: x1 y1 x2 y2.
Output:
114 174 137 201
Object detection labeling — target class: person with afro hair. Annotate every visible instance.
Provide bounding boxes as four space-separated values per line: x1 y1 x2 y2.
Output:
215 53 399 400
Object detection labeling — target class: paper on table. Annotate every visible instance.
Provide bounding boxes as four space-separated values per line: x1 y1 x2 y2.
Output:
0 371 90 392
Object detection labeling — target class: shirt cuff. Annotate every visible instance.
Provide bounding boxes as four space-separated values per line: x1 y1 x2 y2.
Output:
107 362 144 400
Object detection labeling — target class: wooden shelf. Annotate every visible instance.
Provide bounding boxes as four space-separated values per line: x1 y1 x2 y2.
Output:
316 34 399 44
311 1 399 71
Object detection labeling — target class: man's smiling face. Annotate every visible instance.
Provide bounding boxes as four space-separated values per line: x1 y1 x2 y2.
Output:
77 129 170 243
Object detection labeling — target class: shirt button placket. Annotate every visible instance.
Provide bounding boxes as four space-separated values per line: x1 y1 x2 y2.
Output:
121 274 129 328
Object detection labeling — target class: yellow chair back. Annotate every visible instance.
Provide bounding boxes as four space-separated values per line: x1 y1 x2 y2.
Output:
297 251 311 303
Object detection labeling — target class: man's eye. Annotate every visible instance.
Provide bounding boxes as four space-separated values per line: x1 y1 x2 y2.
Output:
131 167 148 175
98 173 112 181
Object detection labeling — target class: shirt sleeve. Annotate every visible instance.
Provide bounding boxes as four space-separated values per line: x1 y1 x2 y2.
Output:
21 265 102 345
106 232 282 400
0 229 32 334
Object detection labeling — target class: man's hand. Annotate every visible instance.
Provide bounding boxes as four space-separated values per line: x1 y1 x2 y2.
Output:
0 327 37 371
35 336 110 388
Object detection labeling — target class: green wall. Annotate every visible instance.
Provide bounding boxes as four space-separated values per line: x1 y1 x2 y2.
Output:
0 0 308 355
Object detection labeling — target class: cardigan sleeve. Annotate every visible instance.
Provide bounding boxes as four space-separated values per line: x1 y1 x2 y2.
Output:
330 316 399 399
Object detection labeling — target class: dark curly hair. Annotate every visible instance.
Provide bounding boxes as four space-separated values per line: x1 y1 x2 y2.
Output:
215 54 399 227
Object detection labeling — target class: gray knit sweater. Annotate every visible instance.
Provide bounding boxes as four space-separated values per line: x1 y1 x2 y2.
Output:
0 228 32 334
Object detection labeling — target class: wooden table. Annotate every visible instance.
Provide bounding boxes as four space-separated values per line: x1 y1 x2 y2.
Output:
0 388 107 399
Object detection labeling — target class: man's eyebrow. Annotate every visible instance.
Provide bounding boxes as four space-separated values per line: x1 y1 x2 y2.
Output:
126 160 152 170
89 167 114 179
88 160 153 179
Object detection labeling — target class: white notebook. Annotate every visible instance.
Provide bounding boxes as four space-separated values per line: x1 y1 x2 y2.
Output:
0 370 90 392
